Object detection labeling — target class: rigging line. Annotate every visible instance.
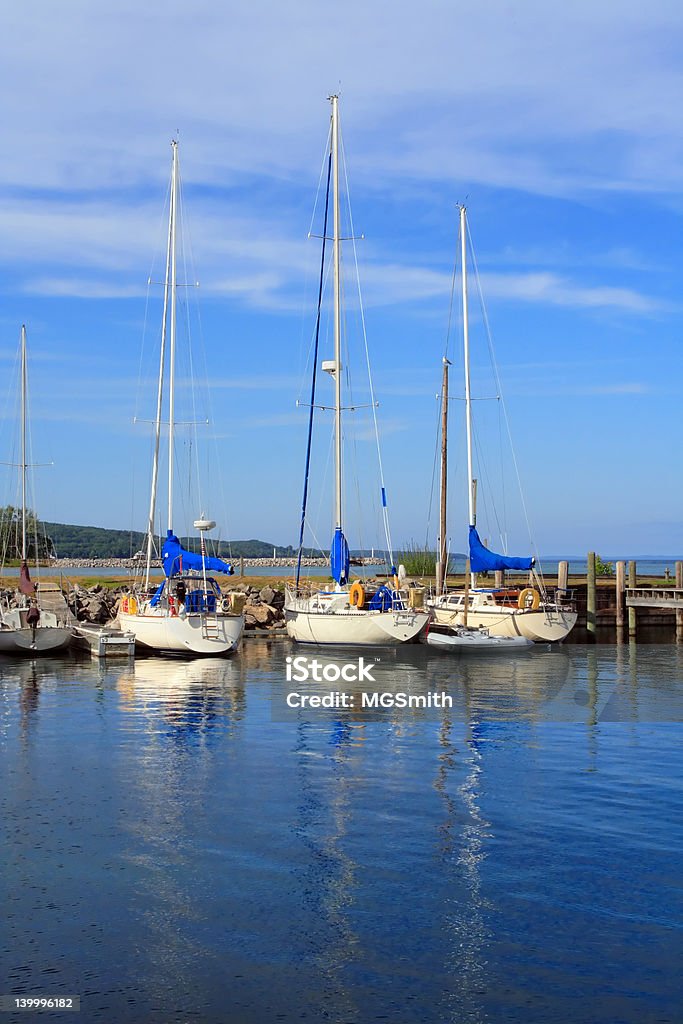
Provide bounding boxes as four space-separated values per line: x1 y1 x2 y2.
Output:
341 133 394 569
176 173 204 523
339 236 369 562
297 256 334 406
178 178 233 556
24 347 42 573
498 399 507 548
177 158 208 524
471 413 505 545
343 292 368 568
466 219 540 568
135 171 173 427
427 215 462 554
296 151 332 588
444 224 460 363
307 121 333 241
0 346 21 571
303 521 327 568
471 424 499 552
302 422 336 579
425 390 444 552
297 122 334 402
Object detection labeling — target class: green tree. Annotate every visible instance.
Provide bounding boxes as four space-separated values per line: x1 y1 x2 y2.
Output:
0 505 55 562
595 554 614 577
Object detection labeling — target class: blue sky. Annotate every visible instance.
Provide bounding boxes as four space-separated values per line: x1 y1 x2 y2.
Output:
0 0 682 557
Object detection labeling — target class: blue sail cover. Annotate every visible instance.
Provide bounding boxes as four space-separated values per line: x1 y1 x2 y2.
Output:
468 526 534 574
162 530 234 577
330 527 350 584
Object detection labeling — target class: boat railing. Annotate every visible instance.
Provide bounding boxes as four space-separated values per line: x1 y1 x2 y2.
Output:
547 587 577 611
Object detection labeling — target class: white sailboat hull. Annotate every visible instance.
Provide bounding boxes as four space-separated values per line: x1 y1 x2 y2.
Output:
0 622 72 654
285 606 429 646
118 610 244 655
430 603 577 642
0 606 72 653
425 628 532 652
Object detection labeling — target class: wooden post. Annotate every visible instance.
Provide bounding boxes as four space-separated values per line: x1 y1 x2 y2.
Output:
587 551 596 638
239 556 244 578
628 560 637 638
558 560 568 593
494 570 504 588
615 561 625 627
676 561 683 642
615 560 625 642
463 558 470 627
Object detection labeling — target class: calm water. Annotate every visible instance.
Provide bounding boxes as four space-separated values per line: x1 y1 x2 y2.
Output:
1 642 681 1023
5 555 680 580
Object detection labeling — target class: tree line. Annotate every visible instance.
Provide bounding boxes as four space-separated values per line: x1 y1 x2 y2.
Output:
0 510 323 560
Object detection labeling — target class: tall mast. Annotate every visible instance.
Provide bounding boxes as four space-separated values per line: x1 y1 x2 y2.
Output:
20 325 27 562
144 140 176 587
167 139 178 533
437 357 450 594
460 204 476 588
331 94 342 531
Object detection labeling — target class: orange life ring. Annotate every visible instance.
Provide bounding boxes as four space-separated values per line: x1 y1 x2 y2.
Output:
349 581 365 609
517 587 540 611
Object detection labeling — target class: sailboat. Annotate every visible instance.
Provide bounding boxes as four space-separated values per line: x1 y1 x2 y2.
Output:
285 96 430 646
0 326 71 654
118 141 245 656
429 206 577 643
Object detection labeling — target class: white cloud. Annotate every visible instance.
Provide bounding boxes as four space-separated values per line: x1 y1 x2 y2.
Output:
2 0 683 197
476 272 668 313
0 0 680 320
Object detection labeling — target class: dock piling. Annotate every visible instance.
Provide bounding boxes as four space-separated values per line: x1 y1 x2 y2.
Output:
587 551 596 638
628 560 637 638
558 560 568 594
616 561 625 637
676 561 683 642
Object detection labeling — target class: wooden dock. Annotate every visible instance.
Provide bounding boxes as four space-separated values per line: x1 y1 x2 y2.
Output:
626 588 683 608
579 557 683 641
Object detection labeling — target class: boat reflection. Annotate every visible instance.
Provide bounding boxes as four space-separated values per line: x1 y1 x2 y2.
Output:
293 719 361 1020
115 655 247 743
278 643 573 726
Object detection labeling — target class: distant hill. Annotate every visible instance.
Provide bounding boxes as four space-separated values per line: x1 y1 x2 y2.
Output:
43 522 324 560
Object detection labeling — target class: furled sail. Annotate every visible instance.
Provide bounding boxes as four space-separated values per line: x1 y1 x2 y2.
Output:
468 526 534 573
19 561 36 596
330 527 350 585
162 530 234 577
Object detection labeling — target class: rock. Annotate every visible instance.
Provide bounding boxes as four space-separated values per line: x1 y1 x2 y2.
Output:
248 603 275 627
259 585 276 605
86 598 111 624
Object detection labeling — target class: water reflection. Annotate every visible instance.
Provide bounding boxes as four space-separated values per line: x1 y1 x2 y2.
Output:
0 641 682 1022
434 711 492 1024
110 655 250 1019
116 655 247 745
293 720 361 1020
277 644 576 727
